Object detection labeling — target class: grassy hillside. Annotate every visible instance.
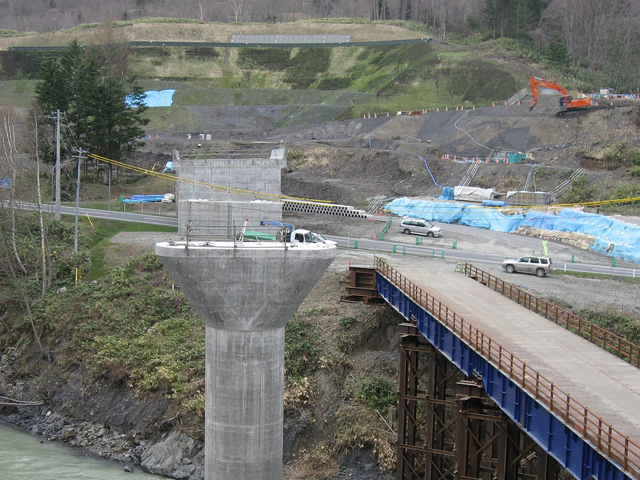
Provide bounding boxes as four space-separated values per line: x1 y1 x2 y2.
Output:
0 19 526 130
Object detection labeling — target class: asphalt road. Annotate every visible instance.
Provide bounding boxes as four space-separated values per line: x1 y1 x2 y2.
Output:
329 234 639 277
12 202 640 278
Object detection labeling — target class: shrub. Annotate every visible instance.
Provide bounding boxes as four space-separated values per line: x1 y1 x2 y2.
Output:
287 148 303 160
602 144 625 165
285 318 320 381
562 175 595 204
357 376 396 411
577 310 640 344
615 184 640 198
340 317 357 330
630 166 640 178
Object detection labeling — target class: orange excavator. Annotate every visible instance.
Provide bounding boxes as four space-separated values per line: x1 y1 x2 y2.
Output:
529 76 592 114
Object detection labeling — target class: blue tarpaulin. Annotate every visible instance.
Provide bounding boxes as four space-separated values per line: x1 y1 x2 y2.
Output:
384 198 640 264
439 187 454 200
127 90 176 107
121 195 165 203
482 200 508 207
460 207 525 232
522 211 559 230
385 198 468 224
143 90 175 107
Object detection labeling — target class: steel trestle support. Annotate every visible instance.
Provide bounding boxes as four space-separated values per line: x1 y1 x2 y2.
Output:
396 325 566 480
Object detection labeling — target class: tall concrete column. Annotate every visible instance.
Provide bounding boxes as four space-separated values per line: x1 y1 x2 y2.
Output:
155 241 336 480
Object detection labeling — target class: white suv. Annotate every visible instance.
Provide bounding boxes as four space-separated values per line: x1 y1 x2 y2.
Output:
502 256 553 277
398 218 442 237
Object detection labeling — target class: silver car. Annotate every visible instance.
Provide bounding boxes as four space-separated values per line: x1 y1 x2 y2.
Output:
502 256 553 277
398 218 442 237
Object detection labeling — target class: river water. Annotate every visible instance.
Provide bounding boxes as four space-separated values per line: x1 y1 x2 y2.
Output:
0 423 161 479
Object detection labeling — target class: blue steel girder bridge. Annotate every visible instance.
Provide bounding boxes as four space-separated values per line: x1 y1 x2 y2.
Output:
366 258 640 480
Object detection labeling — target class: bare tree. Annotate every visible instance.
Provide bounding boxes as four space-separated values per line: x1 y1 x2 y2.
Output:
30 108 51 296
0 109 46 357
229 0 245 22
1 112 28 277
196 0 209 21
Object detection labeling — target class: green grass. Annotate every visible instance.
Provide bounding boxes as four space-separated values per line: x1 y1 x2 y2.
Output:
577 309 640 344
0 79 37 108
554 270 640 282
87 219 176 281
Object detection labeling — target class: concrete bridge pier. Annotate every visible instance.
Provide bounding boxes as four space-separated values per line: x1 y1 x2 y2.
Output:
155 241 336 480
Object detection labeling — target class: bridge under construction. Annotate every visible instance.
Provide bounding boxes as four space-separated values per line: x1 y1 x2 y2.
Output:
353 258 640 480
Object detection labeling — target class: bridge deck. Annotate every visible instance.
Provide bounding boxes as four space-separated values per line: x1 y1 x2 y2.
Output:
395 261 640 443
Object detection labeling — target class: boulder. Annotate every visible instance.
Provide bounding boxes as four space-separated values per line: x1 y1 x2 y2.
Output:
141 430 202 479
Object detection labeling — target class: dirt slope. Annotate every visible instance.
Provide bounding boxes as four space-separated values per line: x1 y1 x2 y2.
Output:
261 96 639 207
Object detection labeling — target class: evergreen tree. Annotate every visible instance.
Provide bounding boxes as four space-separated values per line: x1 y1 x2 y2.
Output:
509 0 544 40
35 40 148 161
484 0 510 38
484 0 499 39
485 0 544 40
546 41 570 67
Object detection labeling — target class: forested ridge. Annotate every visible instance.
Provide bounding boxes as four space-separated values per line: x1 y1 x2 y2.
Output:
0 0 638 92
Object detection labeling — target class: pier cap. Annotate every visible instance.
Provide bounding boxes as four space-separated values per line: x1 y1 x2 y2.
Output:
155 241 336 330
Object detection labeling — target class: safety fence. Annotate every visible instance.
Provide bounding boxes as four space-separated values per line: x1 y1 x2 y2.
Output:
362 104 478 120
440 153 529 164
457 263 640 368
361 98 536 120
8 37 433 52
184 221 287 245
373 214 393 241
375 257 640 480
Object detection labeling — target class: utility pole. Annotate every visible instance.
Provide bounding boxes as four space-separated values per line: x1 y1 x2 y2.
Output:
108 164 112 211
73 148 85 255
55 109 61 220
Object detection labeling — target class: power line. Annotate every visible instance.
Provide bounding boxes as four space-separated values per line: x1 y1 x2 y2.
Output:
87 152 334 204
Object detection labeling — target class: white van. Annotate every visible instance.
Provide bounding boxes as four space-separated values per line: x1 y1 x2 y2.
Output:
398 218 442 237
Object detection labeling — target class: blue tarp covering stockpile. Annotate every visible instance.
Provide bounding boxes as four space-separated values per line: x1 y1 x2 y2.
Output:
439 187 454 200
521 210 558 230
385 197 640 264
482 200 508 207
127 90 176 107
460 207 524 233
143 90 175 107
385 198 467 224
121 195 166 203
385 197 523 231
553 210 640 263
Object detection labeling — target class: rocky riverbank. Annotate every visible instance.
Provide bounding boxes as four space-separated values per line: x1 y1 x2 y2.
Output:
0 350 205 479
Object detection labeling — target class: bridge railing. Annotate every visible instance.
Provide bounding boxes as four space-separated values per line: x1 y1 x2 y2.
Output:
185 221 288 245
375 257 640 479
457 263 640 368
